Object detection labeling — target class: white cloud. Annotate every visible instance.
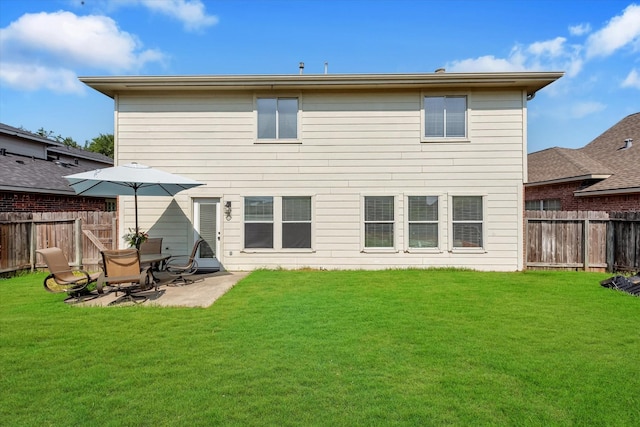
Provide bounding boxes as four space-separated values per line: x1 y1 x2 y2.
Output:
0 63 84 93
570 101 606 118
0 11 165 93
585 4 640 58
528 37 567 57
111 0 218 32
446 4 640 81
622 68 640 89
569 23 591 36
446 54 525 72
447 38 583 77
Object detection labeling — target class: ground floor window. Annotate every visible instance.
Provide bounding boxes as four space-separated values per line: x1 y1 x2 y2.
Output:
407 196 439 248
282 196 312 248
244 196 312 250
244 196 274 248
364 196 395 248
525 199 561 211
451 196 484 249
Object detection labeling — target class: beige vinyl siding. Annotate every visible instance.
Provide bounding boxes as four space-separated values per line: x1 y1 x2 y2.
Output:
114 88 526 271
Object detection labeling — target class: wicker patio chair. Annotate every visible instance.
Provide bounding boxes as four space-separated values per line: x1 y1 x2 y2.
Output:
98 249 151 306
36 247 101 304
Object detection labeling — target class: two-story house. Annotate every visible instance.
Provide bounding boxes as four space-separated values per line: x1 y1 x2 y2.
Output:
81 71 562 271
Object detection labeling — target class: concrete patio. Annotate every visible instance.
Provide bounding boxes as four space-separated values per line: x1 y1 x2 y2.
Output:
80 270 250 307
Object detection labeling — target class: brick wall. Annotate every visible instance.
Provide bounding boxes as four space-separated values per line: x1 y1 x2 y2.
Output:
0 192 107 212
526 182 640 212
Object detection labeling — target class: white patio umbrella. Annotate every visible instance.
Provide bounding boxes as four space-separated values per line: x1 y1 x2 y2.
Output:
64 162 204 232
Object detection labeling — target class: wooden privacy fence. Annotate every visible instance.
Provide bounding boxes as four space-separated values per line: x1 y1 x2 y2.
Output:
0 211 117 274
526 211 639 273
607 211 640 272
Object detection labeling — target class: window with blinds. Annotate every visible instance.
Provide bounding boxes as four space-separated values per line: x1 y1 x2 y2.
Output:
408 196 439 248
364 196 394 248
452 196 483 248
244 196 274 248
424 95 467 138
282 196 312 248
257 97 298 139
243 196 312 250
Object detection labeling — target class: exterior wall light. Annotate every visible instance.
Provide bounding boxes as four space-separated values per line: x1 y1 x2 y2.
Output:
224 201 232 221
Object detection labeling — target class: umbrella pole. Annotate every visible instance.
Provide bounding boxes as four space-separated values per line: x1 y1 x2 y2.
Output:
134 188 139 233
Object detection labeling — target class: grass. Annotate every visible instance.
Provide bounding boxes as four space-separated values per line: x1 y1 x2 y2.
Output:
1 269 639 426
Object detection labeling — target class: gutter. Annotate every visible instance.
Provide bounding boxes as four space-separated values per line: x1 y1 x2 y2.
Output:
524 174 612 187
574 187 640 197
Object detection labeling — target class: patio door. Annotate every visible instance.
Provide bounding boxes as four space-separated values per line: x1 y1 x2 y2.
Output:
193 199 221 271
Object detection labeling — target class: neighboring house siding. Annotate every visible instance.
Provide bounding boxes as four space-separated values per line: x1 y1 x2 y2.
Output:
115 89 526 271
0 192 107 212
526 182 640 212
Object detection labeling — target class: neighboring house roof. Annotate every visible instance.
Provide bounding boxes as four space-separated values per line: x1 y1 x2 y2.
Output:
527 112 640 196
80 71 564 99
0 123 112 164
0 122 113 195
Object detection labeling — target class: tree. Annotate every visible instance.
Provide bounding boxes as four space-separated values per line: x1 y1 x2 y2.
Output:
35 127 80 148
84 133 114 158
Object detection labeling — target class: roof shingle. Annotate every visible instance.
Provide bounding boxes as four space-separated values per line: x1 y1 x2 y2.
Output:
528 112 640 195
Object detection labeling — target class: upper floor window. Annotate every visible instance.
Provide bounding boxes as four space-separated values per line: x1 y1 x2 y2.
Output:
424 95 467 138
257 97 298 140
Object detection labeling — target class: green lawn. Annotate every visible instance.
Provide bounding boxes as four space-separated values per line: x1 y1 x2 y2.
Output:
1 269 638 426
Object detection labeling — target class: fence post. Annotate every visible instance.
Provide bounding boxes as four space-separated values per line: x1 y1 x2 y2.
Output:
74 218 83 268
606 219 614 272
29 220 36 271
583 218 589 271
112 217 118 249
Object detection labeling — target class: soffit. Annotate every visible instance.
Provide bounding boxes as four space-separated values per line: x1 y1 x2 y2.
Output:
80 72 564 98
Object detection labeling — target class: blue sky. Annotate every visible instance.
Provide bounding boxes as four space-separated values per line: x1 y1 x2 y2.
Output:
1 0 639 153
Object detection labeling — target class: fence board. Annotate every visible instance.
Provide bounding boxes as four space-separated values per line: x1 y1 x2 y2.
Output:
0 211 116 274
607 212 640 272
526 211 609 272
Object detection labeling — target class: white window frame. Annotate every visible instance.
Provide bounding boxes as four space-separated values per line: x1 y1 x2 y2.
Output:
525 199 561 211
421 91 470 143
404 195 443 253
361 195 397 253
243 196 275 250
254 93 302 144
242 195 314 253
448 194 487 253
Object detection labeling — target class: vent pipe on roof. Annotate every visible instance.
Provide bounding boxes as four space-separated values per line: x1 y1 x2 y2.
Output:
0 148 6 156
324 62 328 74
299 62 304 74
624 138 633 149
